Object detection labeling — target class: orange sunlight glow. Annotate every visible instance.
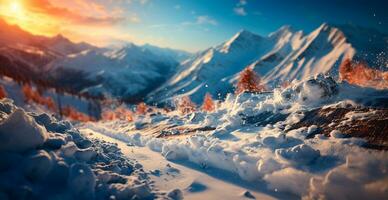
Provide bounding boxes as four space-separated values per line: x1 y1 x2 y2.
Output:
10 1 23 14
0 0 58 36
0 0 139 47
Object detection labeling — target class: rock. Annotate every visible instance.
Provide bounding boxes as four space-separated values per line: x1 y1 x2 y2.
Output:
167 189 183 200
242 190 255 199
0 99 16 114
34 113 52 127
330 130 345 138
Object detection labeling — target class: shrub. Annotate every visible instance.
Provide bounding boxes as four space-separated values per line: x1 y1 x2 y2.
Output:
177 96 196 115
236 68 265 94
339 58 388 89
202 93 215 112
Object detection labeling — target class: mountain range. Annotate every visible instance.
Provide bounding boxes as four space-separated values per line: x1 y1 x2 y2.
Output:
0 19 191 101
0 19 386 103
148 23 387 103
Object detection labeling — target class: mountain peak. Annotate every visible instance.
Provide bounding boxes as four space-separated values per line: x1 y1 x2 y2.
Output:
233 29 261 40
268 25 295 39
316 23 332 32
220 29 262 53
52 34 71 43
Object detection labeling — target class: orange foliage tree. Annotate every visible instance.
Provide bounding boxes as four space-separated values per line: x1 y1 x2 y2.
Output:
62 106 94 122
280 81 291 89
0 86 7 99
235 68 265 94
339 58 388 89
177 96 196 115
22 84 56 111
136 102 148 115
101 105 134 122
202 93 215 112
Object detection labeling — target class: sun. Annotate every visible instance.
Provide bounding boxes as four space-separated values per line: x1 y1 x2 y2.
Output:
9 1 24 16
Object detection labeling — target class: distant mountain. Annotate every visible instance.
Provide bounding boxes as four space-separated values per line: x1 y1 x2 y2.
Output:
1 18 386 104
51 43 179 101
141 44 192 62
0 19 96 56
0 19 182 101
148 23 387 103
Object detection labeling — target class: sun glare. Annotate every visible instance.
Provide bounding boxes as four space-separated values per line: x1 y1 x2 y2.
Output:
10 1 23 15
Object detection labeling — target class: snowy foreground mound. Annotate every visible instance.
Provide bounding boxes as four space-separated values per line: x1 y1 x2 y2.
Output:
84 75 388 199
0 99 160 200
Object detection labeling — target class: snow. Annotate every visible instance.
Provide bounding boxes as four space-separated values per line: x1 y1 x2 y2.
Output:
264 167 312 195
149 23 386 104
83 129 278 200
51 43 180 99
0 99 163 199
0 108 48 152
68 163 96 199
79 76 388 199
2 17 387 200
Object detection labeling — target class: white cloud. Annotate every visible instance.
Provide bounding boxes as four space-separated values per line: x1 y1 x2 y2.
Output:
196 15 218 26
174 5 181 10
237 0 247 6
234 7 247 16
234 0 248 16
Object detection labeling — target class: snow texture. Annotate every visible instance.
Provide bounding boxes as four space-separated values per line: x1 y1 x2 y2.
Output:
84 76 388 199
0 99 158 200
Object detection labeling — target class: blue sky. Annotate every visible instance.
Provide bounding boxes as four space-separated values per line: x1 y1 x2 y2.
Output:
5 0 385 52
121 0 387 52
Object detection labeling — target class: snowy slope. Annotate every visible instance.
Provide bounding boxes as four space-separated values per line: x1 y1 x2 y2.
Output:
141 43 193 63
80 75 388 199
51 43 179 100
0 99 164 199
149 23 387 103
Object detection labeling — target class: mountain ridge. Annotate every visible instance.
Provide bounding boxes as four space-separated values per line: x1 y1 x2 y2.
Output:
148 23 387 104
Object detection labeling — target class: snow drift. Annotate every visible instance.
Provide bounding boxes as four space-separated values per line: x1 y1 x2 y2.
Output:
85 75 388 199
0 99 158 200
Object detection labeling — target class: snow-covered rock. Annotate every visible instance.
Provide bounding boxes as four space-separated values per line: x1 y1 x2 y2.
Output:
68 163 96 199
0 99 158 199
0 109 48 152
23 150 53 181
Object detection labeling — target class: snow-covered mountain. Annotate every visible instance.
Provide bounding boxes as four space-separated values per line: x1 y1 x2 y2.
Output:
0 19 182 101
50 44 179 100
148 23 387 103
141 43 192 63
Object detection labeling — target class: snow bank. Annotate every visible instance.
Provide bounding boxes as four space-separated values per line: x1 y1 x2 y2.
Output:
83 75 388 199
0 99 156 200
0 108 48 152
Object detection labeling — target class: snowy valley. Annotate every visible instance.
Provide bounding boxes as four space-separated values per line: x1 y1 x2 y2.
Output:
0 17 388 200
